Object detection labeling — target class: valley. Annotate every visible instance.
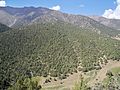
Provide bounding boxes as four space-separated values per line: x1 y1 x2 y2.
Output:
0 6 120 90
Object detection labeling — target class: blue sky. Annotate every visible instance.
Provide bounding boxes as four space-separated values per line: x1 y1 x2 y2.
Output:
5 0 116 16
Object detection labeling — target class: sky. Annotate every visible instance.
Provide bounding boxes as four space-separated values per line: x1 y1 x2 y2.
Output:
0 0 120 19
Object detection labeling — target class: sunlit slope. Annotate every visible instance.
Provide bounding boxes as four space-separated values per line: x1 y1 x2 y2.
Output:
0 22 120 86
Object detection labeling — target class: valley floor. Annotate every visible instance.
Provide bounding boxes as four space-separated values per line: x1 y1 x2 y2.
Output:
40 71 82 90
38 60 120 90
88 60 120 87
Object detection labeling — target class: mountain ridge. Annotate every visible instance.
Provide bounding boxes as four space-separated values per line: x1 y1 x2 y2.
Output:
0 6 120 37
89 16 120 30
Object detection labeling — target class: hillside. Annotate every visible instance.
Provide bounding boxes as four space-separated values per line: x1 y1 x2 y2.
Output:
0 6 51 27
89 16 120 30
0 22 120 89
0 7 120 37
0 10 16 27
0 23 11 32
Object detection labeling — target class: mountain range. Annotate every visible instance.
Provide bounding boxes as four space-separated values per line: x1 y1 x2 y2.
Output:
0 6 120 37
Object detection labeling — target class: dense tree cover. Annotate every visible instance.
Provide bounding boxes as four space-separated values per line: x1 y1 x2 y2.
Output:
0 22 120 89
8 77 41 90
0 23 11 32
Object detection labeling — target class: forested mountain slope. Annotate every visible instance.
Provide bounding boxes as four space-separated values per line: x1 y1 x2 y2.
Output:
0 23 11 32
0 22 120 89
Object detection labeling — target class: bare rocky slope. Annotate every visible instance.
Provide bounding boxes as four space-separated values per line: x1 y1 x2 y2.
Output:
0 6 120 37
89 16 120 30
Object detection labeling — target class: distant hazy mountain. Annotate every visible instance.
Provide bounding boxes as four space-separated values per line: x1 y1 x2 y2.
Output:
0 6 51 27
89 16 120 30
0 6 119 37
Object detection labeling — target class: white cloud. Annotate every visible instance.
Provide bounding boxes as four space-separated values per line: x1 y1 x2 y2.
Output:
103 0 120 19
0 0 6 7
117 0 120 4
50 5 61 11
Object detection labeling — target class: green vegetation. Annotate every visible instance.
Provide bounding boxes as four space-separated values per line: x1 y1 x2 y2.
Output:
91 69 120 90
102 75 120 90
111 67 120 75
8 77 42 90
0 23 11 32
0 22 120 89
73 75 89 90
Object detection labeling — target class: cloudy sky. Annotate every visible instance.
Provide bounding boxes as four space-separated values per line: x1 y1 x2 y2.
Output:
1 0 120 19
0 0 6 7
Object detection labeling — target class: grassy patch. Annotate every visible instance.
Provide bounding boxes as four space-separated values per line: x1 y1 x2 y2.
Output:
102 76 110 85
32 76 41 82
85 70 97 82
111 67 120 75
102 67 120 85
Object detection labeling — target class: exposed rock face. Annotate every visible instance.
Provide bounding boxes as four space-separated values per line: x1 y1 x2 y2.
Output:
89 16 120 30
0 6 112 29
0 6 119 36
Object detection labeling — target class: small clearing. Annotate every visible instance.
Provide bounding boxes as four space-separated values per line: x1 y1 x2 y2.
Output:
112 37 120 40
41 72 82 90
88 60 120 87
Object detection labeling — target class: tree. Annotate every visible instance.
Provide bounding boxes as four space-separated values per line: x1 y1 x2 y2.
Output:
8 77 42 90
106 71 113 77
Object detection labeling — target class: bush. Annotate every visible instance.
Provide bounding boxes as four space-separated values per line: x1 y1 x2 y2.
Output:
106 71 113 77
8 77 41 90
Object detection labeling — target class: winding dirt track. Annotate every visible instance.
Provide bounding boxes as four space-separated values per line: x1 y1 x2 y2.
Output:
88 60 120 86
